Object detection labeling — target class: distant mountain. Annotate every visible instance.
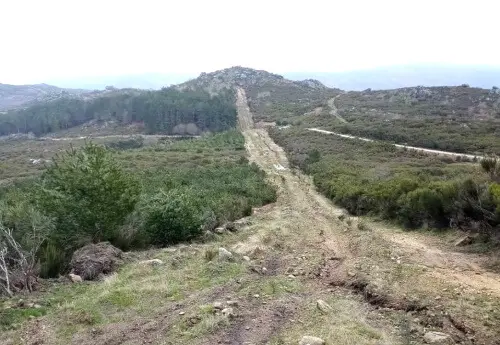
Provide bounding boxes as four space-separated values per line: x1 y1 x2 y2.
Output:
284 65 500 91
0 83 90 111
47 73 197 91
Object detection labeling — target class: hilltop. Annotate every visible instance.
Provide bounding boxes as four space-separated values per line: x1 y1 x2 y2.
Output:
0 83 91 112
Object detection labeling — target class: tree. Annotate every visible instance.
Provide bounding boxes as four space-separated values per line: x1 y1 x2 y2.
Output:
38 142 140 249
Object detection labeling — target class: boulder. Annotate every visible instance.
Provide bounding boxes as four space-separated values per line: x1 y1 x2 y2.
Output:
299 336 325 345
423 331 452 344
70 242 123 280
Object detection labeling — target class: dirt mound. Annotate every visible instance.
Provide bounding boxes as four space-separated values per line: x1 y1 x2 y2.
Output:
70 242 123 280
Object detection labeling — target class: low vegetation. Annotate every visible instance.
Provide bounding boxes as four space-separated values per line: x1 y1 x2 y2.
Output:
269 127 500 236
0 130 276 295
332 86 500 155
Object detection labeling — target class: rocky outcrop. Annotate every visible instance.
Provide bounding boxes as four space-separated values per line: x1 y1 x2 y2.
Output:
177 66 327 95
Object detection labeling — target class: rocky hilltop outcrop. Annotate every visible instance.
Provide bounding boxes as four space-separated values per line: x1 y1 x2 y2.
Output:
177 66 327 95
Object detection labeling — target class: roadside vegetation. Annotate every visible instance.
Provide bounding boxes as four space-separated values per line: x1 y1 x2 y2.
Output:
269 127 500 238
0 130 276 294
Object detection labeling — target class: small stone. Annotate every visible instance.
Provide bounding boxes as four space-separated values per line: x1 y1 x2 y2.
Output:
69 273 83 283
316 299 332 314
33 304 42 309
243 256 251 262
26 303 34 308
299 335 325 345
347 271 356 277
214 227 225 234
213 302 223 310
222 307 236 318
423 331 452 344
140 259 164 266
218 247 233 261
288 274 295 278
435 296 441 300
455 235 474 247
253 294 260 298
226 300 239 307
245 326 251 330
262 267 268 274
179 311 185 315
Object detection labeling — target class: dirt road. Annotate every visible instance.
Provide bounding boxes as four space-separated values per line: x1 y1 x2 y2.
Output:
234 87 500 344
307 128 484 160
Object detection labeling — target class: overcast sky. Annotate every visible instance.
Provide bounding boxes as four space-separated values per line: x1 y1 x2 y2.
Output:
1 0 499 84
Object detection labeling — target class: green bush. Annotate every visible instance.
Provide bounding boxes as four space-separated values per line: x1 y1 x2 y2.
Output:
37 142 140 250
140 189 204 245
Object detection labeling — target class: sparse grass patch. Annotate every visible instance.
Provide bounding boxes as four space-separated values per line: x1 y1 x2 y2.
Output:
0 307 48 330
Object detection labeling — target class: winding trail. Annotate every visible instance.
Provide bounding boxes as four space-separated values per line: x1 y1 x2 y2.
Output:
308 97 484 160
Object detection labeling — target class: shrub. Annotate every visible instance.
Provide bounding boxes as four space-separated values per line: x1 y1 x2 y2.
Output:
37 142 140 250
140 189 204 245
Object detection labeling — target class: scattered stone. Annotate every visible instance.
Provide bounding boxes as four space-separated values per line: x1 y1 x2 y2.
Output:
347 271 356 277
33 304 42 309
179 311 185 315
288 274 295 278
69 273 83 283
213 302 223 310
26 303 34 308
316 299 332 314
262 267 268 274
243 256 251 262
253 294 260 298
218 247 233 261
222 307 236 318
214 227 225 234
70 242 123 280
140 259 164 266
423 331 452 344
226 300 239 307
299 335 325 345
455 235 474 247
245 326 251 330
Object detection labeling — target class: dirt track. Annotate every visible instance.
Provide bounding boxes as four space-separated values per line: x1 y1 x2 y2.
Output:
234 87 500 344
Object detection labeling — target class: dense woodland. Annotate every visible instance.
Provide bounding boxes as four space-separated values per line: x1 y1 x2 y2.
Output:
0 87 237 136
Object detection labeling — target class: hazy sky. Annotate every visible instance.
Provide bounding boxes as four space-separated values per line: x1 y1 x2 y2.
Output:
1 0 499 84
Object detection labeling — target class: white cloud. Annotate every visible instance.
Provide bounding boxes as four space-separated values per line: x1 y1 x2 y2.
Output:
1 0 499 83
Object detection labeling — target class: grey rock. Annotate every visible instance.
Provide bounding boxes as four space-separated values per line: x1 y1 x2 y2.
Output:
316 299 332 314
299 335 325 345
140 259 163 266
423 331 453 344
222 307 236 318
218 247 233 261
